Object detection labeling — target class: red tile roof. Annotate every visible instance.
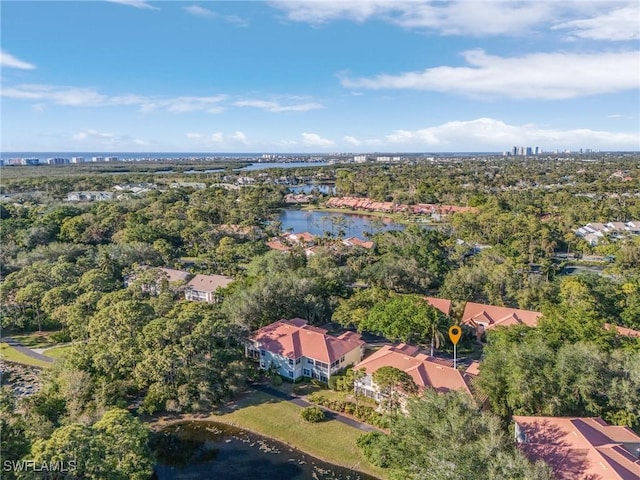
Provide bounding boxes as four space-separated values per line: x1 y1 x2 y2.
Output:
513 416 640 480
605 323 640 338
354 344 472 397
251 319 364 363
425 297 452 316
343 237 374 249
462 302 542 330
187 274 234 293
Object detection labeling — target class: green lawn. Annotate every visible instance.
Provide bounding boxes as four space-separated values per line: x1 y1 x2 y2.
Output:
0 343 52 368
44 345 73 360
10 331 60 349
214 390 387 479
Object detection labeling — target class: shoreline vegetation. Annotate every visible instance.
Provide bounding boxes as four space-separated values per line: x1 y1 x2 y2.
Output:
148 389 387 479
300 204 439 226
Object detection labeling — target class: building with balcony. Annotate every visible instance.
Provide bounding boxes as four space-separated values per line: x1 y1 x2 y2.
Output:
245 318 365 382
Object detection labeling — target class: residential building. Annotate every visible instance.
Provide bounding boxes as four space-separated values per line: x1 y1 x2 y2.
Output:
246 319 365 382
342 237 374 249
353 343 473 402
424 296 452 316
124 267 191 293
66 191 113 202
461 302 542 340
513 416 640 480
185 274 234 303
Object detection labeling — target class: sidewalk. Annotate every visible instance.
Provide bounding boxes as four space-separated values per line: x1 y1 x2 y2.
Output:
251 383 379 432
1 337 54 363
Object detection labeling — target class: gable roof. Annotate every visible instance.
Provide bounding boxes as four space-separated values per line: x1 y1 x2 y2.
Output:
187 274 234 293
462 302 542 329
513 416 640 480
354 344 472 397
425 297 452 316
343 237 374 249
251 319 364 363
157 267 191 283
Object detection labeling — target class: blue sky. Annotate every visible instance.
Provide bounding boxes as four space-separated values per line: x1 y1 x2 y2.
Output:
1 0 639 153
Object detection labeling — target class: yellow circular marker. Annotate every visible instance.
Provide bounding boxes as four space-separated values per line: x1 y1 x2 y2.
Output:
448 326 462 345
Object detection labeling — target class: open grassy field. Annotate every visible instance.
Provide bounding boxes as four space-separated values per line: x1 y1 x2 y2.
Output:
0 343 51 368
10 331 60 349
43 345 73 360
214 390 387 479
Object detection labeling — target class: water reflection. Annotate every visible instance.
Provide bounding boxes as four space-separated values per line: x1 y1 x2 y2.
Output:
278 209 404 238
153 421 378 480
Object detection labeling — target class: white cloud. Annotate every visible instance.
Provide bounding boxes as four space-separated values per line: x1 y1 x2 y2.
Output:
106 0 159 10
301 132 335 147
186 131 249 147
184 5 216 18
233 99 324 112
1 84 227 113
72 129 149 147
341 50 640 100
1 51 36 70
271 1 591 37
553 4 639 41
344 135 362 146
365 118 640 151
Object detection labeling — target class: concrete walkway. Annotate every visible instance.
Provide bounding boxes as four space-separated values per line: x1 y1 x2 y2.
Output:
1 337 54 363
251 383 379 432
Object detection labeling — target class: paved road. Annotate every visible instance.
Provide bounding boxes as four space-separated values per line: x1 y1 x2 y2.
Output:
251 383 379 432
2 337 54 363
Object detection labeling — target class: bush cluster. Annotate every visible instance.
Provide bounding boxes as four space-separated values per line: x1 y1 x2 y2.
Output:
307 393 388 428
300 406 325 423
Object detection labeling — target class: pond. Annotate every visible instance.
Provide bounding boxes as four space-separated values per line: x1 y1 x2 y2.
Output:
278 209 404 239
153 421 378 480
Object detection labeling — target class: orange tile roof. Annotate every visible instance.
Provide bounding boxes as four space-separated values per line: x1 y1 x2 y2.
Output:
354 344 472 397
465 361 481 376
424 297 452 316
343 237 374 249
462 302 542 329
513 416 640 480
605 323 640 337
266 240 290 251
187 274 234 293
251 319 364 363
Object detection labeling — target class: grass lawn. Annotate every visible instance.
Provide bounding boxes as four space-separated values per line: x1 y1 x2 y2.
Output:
214 390 387 479
10 331 61 349
0 343 52 368
44 345 73 360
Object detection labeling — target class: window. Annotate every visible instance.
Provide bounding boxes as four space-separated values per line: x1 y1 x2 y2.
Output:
295 358 301 365
303 368 310 377
288 371 294 378
288 358 294 366
340 356 345 363
306 358 314 365
260 350 265 357
320 375 327 382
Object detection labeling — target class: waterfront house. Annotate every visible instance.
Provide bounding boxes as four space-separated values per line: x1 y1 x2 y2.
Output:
246 318 365 382
353 343 473 403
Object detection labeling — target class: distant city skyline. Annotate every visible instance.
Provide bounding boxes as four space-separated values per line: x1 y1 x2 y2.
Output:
2 1 639 153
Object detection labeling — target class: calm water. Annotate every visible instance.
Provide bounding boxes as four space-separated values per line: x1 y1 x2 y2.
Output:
153 421 377 480
278 209 403 238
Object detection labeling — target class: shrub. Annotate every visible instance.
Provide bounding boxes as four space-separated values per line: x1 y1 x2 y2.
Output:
300 406 325 423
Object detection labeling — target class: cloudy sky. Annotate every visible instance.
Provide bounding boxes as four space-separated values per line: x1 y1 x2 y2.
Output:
2 0 639 153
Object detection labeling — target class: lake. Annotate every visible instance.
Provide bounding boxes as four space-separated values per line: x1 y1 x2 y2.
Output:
278 209 404 238
153 421 378 480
